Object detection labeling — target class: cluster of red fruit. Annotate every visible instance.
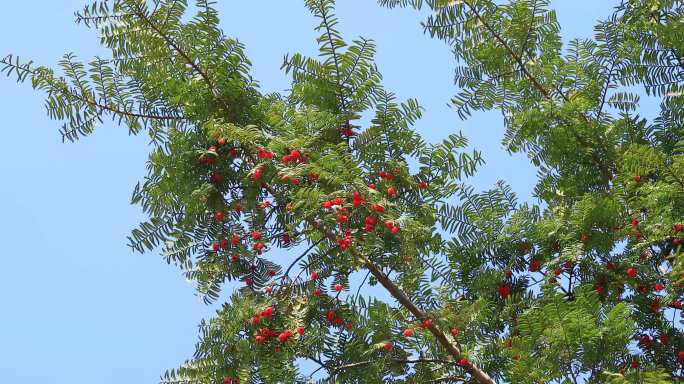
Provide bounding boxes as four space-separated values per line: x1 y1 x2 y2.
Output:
250 306 306 346
319 176 405 251
325 309 354 330
212 212 269 258
322 282 354 329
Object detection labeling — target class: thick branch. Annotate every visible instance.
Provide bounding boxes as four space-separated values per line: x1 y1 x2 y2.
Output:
304 217 496 384
258 175 494 384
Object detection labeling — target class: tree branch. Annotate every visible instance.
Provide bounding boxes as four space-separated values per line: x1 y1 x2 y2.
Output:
461 0 613 182
127 3 233 119
304 217 496 384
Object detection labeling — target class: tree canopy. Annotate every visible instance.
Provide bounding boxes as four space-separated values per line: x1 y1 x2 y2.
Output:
3 0 684 383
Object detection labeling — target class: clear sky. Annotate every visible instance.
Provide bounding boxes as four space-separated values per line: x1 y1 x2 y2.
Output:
0 1 624 383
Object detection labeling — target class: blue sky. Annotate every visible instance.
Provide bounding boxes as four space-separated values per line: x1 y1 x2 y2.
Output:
0 1 624 383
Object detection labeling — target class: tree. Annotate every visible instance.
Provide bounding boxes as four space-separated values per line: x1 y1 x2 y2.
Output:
2 0 684 383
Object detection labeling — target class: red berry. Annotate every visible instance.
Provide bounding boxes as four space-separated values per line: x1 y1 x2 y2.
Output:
231 233 241 246
387 186 397 197
346 322 353 331
334 283 343 292
296 326 305 335
253 242 265 252
631 359 639 369
631 218 639 227
654 283 665 292
215 211 225 221
379 171 393 180
337 214 348 223
634 175 641 183
660 333 669 345
678 350 684 362
458 358 469 367
251 230 261 241
255 335 265 344
402 328 414 337
212 242 220 252
383 342 393 351
277 332 289 343
505 270 513 278
554 267 561 276
418 180 428 189
505 338 513 348
371 204 385 213
322 200 333 209
290 149 301 159
217 138 226 146
211 173 223 184
497 284 511 298
262 306 274 317
675 223 683 233
391 226 400 234
563 260 574 269
450 328 458 337
580 233 588 243
529 259 540 273
420 319 432 330
311 271 319 281
252 167 263 180
627 267 637 279
674 298 682 309
368 183 377 190
314 288 321 297
651 298 661 312
326 310 336 322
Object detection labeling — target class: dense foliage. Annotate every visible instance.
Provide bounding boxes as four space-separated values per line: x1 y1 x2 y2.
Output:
3 0 684 383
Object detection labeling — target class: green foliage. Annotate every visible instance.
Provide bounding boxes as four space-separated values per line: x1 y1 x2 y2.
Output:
5 0 684 383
